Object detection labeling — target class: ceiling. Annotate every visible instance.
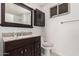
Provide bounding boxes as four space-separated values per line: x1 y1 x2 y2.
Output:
35 3 51 7
35 3 57 7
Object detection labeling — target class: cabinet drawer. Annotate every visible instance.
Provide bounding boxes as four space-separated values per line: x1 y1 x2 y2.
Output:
5 38 34 51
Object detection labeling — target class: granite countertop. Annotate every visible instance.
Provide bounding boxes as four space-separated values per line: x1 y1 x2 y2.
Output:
3 34 41 42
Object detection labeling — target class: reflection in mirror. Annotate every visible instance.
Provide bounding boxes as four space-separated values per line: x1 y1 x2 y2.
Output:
5 3 31 25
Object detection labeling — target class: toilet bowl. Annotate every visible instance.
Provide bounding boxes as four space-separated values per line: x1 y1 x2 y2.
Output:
41 42 53 56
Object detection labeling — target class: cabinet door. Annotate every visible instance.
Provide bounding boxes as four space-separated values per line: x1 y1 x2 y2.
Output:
34 9 45 27
5 48 24 56
24 45 34 56
41 12 45 26
34 38 41 56
35 42 41 56
5 49 20 56
5 45 33 56
23 46 31 56
17 47 24 56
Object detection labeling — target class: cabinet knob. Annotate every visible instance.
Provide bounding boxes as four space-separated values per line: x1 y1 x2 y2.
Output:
21 50 23 54
25 49 27 52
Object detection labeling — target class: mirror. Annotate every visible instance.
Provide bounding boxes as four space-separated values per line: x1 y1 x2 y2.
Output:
1 3 33 28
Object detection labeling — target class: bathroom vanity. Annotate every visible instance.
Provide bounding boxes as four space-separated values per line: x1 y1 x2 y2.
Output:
1 3 42 56
4 36 41 56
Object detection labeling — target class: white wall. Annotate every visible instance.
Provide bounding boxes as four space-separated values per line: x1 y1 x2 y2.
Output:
0 3 43 56
43 3 79 56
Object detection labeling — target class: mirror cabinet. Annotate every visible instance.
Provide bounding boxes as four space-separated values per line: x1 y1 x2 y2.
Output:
1 3 33 28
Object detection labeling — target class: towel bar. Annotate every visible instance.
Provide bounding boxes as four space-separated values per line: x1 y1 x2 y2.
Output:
61 20 79 24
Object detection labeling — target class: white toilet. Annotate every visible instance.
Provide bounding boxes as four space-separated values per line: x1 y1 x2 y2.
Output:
41 38 60 56
41 39 53 56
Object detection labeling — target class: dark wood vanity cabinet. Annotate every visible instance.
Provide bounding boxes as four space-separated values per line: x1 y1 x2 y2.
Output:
34 9 45 27
4 36 41 56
